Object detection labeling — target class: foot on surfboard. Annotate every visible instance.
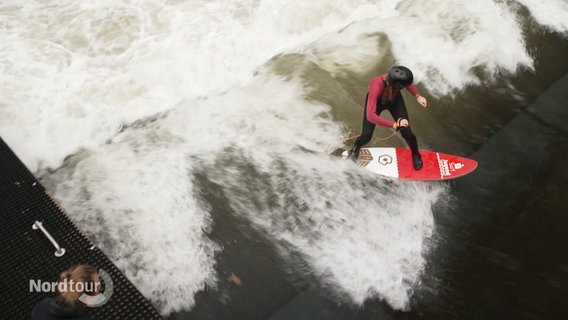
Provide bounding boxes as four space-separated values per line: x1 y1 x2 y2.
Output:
347 146 360 162
412 153 423 170
347 147 477 180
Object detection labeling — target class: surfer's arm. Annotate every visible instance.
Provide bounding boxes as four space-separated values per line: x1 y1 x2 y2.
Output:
366 78 396 128
406 84 420 97
406 84 428 108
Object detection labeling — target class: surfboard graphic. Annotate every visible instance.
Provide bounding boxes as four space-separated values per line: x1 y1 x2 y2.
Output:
342 147 478 180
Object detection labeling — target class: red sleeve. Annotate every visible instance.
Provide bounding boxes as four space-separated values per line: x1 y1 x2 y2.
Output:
366 76 395 128
406 84 420 97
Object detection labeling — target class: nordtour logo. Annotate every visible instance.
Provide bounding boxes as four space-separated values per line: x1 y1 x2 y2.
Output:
29 268 114 307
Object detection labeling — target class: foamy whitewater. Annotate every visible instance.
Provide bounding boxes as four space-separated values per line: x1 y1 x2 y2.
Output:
1 0 567 315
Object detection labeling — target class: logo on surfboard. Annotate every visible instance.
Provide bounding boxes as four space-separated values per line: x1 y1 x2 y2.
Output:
356 149 373 167
437 153 467 177
378 154 393 165
451 162 464 170
344 147 477 180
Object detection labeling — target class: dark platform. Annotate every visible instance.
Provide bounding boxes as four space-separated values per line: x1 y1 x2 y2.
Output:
0 137 162 320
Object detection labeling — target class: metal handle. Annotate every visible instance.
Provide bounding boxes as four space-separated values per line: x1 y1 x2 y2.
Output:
32 221 66 257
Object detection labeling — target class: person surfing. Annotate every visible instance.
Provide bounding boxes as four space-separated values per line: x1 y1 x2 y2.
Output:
347 66 428 170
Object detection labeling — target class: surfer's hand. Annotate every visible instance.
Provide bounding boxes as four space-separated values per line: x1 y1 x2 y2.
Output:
394 118 409 129
416 95 428 108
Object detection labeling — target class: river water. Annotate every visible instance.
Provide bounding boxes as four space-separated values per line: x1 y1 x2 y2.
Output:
1 1 567 319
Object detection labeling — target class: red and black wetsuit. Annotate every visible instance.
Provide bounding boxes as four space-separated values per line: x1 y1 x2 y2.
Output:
354 74 421 155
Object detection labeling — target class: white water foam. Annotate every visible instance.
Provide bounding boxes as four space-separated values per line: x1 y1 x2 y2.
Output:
516 0 568 33
50 134 219 314
306 0 535 96
0 0 382 172
2 0 567 315
47 75 347 314
208 150 446 309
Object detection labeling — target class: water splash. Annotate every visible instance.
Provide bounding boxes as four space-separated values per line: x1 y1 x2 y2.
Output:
2 0 567 315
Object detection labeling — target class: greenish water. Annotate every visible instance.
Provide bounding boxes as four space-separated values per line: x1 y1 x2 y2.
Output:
170 23 568 320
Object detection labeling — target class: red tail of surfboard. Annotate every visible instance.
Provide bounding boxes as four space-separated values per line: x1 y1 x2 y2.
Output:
342 147 478 180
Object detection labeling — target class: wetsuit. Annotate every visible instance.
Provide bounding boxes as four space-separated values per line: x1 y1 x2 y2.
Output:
354 74 420 155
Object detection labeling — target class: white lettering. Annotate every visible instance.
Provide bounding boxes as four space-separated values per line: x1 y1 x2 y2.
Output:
75 281 84 293
31 279 98 293
84 281 100 293
93 281 101 293
437 156 450 177
57 279 67 292
441 159 450 176
29 279 41 292
41 281 52 292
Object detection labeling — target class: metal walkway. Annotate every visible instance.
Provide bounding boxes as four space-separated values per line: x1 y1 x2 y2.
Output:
0 137 162 320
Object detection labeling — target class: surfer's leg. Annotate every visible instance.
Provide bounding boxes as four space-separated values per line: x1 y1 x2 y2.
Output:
349 95 376 161
389 97 423 170
354 117 375 148
349 118 374 161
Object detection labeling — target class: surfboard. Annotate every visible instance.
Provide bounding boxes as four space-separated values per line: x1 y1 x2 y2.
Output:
341 147 477 180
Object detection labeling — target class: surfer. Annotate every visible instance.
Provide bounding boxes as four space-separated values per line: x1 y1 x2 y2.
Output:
348 66 427 170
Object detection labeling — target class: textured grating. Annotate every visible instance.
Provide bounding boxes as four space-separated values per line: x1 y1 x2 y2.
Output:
0 137 163 320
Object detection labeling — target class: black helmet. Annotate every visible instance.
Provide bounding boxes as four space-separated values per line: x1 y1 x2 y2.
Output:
387 66 413 88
